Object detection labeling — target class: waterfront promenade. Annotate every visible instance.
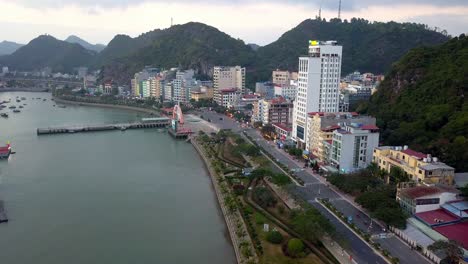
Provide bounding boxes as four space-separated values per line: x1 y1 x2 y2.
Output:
191 138 256 264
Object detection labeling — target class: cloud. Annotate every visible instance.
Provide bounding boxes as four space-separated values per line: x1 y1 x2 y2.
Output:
0 0 466 45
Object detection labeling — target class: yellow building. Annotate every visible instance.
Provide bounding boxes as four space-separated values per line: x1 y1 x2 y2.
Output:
190 86 213 102
373 146 455 185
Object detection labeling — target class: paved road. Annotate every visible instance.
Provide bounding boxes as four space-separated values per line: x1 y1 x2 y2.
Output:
194 110 429 264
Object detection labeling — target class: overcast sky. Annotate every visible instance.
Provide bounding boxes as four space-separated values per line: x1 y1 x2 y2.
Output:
1 0 467 45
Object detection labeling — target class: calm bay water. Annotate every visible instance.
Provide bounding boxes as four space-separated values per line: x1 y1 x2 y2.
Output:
0 92 235 264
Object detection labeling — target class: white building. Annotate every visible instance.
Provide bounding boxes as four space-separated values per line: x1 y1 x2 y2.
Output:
2 66 9 75
292 40 342 148
213 66 246 105
164 82 173 101
329 123 379 173
219 88 241 108
173 70 195 104
274 80 297 100
397 186 459 214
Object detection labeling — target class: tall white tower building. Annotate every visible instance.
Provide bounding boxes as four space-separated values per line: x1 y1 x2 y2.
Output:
292 40 342 148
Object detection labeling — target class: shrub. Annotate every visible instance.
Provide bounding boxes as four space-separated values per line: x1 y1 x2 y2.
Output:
266 230 284 244
287 238 304 257
254 212 267 225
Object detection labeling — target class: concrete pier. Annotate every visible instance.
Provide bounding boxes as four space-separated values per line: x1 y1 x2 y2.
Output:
37 119 170 135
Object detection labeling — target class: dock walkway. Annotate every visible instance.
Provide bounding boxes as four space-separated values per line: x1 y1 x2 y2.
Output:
37 119 170 135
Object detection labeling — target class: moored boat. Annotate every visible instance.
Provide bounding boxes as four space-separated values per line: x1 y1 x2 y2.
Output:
0 142 12 159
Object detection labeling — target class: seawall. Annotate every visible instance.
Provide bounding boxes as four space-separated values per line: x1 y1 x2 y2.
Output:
53 98 160 115
191 139 242 264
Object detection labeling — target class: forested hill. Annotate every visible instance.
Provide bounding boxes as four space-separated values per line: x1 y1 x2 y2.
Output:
0 19 450 85
253 18 449 82
0 35 96 73
99 22 255 84
358 35 468 171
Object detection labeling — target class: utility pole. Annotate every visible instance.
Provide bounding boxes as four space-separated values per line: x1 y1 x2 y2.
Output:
338 0 342 19
171 17 173 27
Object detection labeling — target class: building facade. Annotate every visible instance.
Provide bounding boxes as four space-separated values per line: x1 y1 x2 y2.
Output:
396 186 459 214
164 82 173 101
274 81 297 100
292 40 343 148
219 88 241 108
373 146 455 185
213 66 245 105
252 97 293 125
329 123 380 173
272 70 297 85
307 112 376 162
172 70 195 104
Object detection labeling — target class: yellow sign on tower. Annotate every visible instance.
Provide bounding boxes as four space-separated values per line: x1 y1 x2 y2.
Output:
309 40 319 46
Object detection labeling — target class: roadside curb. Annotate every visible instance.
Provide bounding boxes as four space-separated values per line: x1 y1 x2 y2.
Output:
316 198 391 264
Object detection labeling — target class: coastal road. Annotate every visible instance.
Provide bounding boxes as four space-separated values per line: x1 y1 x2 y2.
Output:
243 128 431 264
194 110 429 264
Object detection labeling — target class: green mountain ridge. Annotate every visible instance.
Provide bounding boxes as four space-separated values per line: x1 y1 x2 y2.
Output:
99 22 255 84
0 35 96 73
0 19 450 85
358 35 468 171
252 18 449 82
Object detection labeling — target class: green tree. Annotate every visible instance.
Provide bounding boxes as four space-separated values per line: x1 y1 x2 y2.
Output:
428 240 464 264
389 166 409 184
253 187 277 208
266 230 284 244
460 183 468 197
290 206 334 243
287 238 304 257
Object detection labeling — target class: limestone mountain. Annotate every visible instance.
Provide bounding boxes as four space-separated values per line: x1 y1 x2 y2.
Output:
358 35 468 171
253 18 449 82
0 35 95 73
65 35 106 53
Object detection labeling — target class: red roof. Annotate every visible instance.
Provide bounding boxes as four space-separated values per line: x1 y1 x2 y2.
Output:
243 94 258 99
308 112 325 116
434 222 468 250
402 149 427 159
273 123 292 132
361 124 379 130
350 112 359 116
321 125 341 132
416 209 460 226
220 88 238 93
400 186 457 199
270 96 287 104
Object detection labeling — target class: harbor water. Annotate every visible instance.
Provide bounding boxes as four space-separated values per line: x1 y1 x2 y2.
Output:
0 92 235 264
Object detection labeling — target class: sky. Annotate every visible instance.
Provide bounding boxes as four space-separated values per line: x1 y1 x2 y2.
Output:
0 0 467 46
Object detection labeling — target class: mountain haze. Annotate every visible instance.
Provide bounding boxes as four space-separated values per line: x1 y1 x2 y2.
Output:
359 34 468 171
65 35 106 53
0 41 24 56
